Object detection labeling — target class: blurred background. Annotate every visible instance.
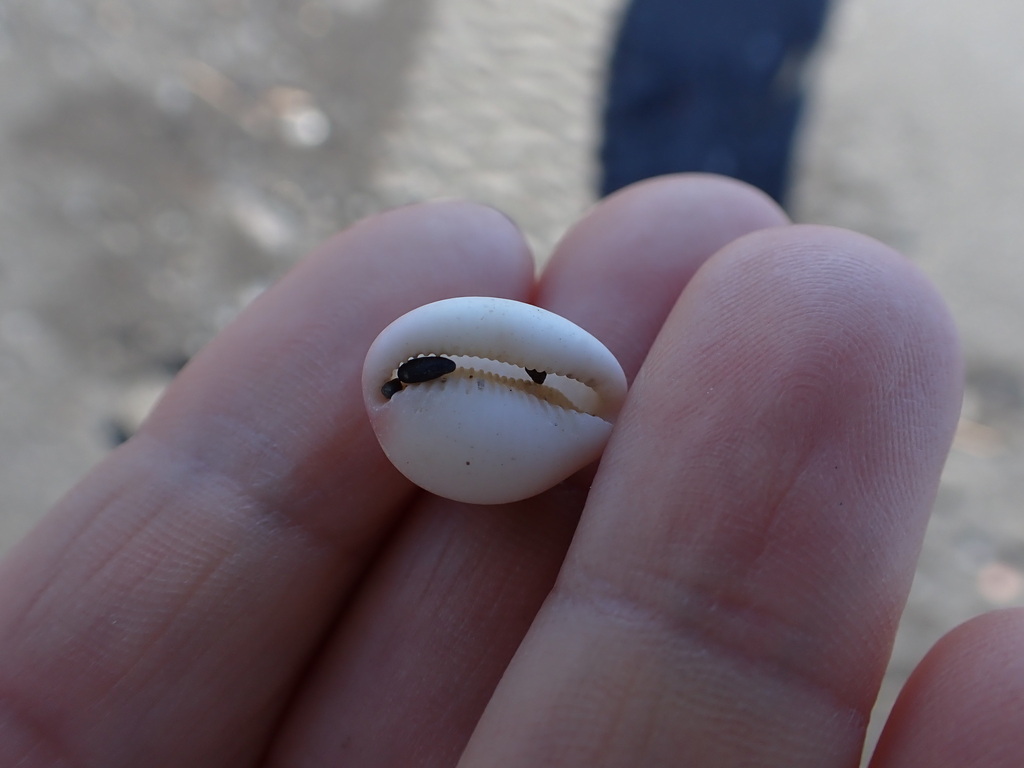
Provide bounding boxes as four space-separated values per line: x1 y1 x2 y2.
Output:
0 0 1022 760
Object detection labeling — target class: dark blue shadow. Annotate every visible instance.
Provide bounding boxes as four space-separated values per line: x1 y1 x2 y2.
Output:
600 0 831 206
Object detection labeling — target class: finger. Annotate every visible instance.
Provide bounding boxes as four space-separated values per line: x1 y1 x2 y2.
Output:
870 608 1024 768
268 176 788 766
0 202 533 768
460 226 963 767
537 174 787 378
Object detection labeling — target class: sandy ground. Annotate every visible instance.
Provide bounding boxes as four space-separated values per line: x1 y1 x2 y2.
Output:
1 0 1022 760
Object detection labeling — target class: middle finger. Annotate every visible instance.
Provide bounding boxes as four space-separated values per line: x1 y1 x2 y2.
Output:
269 176 788 766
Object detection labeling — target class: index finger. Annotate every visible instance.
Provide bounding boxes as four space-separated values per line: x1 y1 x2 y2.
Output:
0 202 533 767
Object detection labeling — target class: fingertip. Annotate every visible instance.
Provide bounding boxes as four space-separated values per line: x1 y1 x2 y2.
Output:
147 199 537 468
684 222 964 429
539 173 790 379
596 172 788 221
307 199 536 299
554 174 790 283
872 608 1024 768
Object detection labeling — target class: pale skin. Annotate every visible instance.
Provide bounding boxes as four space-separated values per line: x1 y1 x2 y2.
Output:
0 175 1021 767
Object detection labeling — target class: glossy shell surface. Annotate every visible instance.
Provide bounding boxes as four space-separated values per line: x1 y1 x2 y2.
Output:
362 296 628 504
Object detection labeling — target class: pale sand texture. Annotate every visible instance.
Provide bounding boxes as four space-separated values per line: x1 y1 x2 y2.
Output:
0 0 1022 761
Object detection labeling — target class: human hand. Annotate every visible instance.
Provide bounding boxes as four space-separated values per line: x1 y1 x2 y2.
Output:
0 176 1018 767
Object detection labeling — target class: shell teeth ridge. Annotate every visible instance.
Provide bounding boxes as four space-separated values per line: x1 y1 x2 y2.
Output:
393 368 606 420
398 349 591 385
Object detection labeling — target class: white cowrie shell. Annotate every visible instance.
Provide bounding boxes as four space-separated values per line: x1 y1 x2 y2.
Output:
362 296 628 505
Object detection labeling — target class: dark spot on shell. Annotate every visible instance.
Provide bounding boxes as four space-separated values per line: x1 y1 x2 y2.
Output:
381 378 404 399
398 355 457 383
526 368 547 384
